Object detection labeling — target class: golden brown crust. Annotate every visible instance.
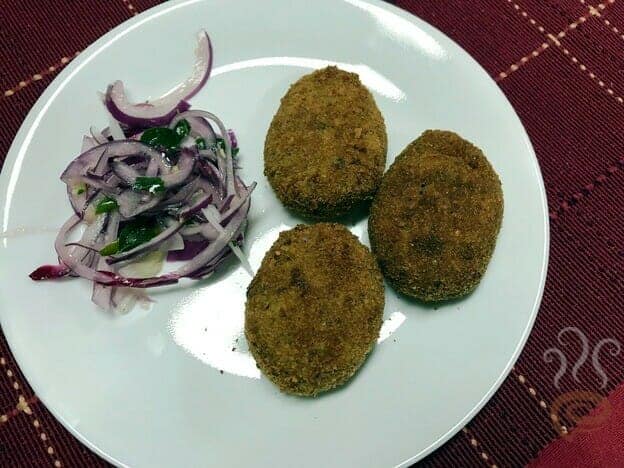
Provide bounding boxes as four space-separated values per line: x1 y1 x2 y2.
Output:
245 223 384 396
264 66 387 219
368 130 504 302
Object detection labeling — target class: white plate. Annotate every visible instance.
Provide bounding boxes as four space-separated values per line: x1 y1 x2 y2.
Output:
0 1 548 466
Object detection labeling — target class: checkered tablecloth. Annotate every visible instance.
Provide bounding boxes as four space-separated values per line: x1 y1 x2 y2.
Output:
1 1 623 466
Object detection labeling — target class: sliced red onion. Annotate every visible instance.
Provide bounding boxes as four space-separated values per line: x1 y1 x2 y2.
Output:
220 182 256 225
192 117 217 145
106 219 184 265
146 156 160 177
178 30 213 101
67 184 89 216
162 177 200 206
178 192 213 219
196 158 225 195
171 111 217 146
93 194 249 288
93 270 180 288
104 31 212 127
161 149 195 188
188 217 249 279
106 106 126 140
61 141 161 185
167 239 209 262
199 226 220 242
70 188 99 219
219 194 234 213
174 220 240 277
198 148 218 162
74 175 121 194
173 111 231 153
118 251 166 279
209 114 236 196
29 263 71 280
180 224 204 237
61 146 107 184
92 212 120 309
104 211 120 245
115 190 164 219
229 241 253 276
82 135 98 152
227 129 238 151
93 149 113 177
52 215 115 285
166 233 185 251
47 194 249 290
111 160 140 185
90 126 107 145
105 83 192 128
186 251 229 280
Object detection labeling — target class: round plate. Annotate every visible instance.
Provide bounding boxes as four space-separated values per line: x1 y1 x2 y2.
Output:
0 0 548 466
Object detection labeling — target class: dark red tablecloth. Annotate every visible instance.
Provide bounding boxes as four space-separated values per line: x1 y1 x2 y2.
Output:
1 1 623 467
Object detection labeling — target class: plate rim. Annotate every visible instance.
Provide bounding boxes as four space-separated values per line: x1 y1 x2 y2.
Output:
0 0 550 466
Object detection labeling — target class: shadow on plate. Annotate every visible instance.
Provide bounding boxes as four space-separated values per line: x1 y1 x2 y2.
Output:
390 280 476 312
282 199 373 228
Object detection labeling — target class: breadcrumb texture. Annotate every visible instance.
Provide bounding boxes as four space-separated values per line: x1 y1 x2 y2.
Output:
369 130 504 302
264 66 387 219
245 223 384 396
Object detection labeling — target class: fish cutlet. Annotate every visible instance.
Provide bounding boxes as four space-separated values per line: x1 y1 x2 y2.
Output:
369 130 503 302
264 66 387 219
245 223 384 396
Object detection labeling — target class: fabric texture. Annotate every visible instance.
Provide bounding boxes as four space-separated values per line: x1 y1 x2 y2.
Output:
528 383 624 468
1 1 623 466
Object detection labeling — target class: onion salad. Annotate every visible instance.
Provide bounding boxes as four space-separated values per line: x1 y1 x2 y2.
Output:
30 31 256 313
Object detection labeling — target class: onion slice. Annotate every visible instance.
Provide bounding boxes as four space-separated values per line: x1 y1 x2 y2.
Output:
104 31 212 128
